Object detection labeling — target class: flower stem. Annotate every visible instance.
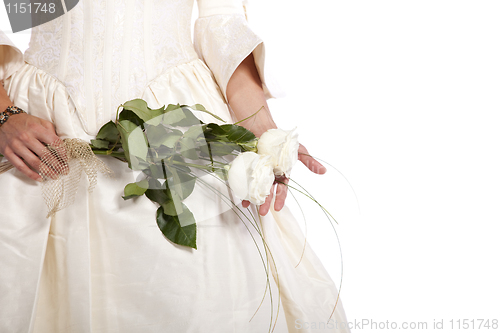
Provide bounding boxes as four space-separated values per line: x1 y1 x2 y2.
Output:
92 150 126 158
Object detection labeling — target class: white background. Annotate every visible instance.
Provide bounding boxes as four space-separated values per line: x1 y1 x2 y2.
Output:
246 1 500 331
2 1 500 331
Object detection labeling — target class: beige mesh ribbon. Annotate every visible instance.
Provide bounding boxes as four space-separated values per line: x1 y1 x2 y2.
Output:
0 139 112 217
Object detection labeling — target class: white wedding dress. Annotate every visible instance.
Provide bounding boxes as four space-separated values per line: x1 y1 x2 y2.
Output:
0 0 350 332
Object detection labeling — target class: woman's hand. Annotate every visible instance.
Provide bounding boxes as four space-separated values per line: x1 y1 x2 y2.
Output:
241 144 327 216
0 112 65 181
226 54 327 215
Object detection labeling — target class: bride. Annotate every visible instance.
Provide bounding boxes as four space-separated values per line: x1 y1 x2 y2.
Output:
0 0 350 332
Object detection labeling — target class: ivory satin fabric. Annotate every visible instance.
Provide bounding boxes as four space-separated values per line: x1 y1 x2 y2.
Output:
0 1 350 332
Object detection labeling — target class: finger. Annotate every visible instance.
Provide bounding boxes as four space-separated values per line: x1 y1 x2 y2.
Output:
298 144 327 174
9 118 66 178
2 150 42 182
274 177 289 212
242 200 251 208
40 142 69 177
259 184 275 216
33 124 69 174
7 114 59 145
39 132 64 151
1 114 66 179
25 117 66 162
299 154 327 174
40 118 57 132
23 136 48 158
17 140 60 179
26 136 68 178
9 142 44 171
39 159 63 180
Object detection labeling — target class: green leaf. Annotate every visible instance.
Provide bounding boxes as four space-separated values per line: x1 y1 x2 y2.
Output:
190 104 207 111
165 164 197 200
91 139 110 149
161 201 182 216
156 206 197 249
163 108 186 125
145 125 169 148
145 179 171 205
116 120 139 166
123 180 149 200
189 104 225 122
178 137 198 160
148 145 174 161
144 122 183 148
178 173 196 200
183 125 204 140
148 162 167 179
129 156 150 171
163 107 203 127
122 99 165 122
127 126 149 163
165 103 181 112
146 189 170 205
203 123 256 145
161 191 183 216
163 133 182 148
168 155 191 173
220 124 257 143
119 109 144 127
239 139 258 152
208 142 240 156
177 108 202 127
205 123 227 136
96 121 120 142
198 143 211 157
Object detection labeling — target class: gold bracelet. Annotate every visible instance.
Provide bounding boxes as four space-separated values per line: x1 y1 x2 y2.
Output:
0 106 25 126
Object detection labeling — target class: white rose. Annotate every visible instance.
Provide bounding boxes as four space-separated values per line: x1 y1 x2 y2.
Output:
227 151 275 205
257 128 299 177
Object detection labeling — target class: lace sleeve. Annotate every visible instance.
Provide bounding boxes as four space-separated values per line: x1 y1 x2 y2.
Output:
0 31 23 81
194 0 272 100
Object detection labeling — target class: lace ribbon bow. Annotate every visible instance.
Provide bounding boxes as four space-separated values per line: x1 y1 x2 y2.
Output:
0 139 112 217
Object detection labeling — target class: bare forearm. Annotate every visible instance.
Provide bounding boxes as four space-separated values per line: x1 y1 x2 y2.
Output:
226 54 276 138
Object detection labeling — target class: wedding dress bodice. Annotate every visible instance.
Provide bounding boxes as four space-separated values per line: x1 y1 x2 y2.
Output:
24 0 197 133
19 0 264 135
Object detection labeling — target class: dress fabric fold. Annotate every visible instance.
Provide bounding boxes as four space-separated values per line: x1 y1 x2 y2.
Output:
0 30 24 81
0 0 350 332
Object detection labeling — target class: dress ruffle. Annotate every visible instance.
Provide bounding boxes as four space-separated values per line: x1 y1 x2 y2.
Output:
5 63 78 139
0 30 23 81
194 12 272 100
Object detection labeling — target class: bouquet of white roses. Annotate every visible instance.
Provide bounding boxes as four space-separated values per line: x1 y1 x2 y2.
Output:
87 99 300 249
